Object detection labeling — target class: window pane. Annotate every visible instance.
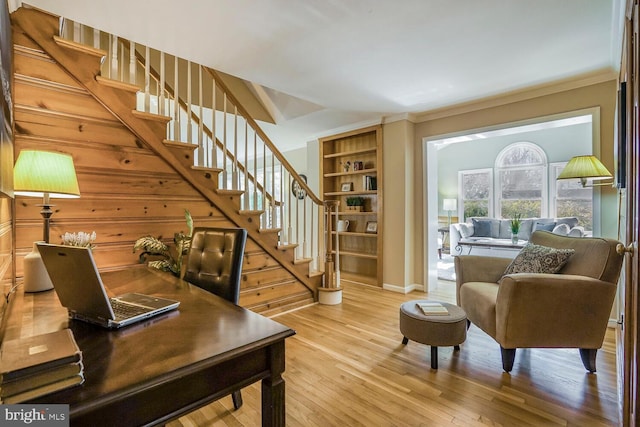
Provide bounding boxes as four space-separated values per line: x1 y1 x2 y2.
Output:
557 199 592 229
500 169 543 199
501 200 541 218
462 173 489 199
499 146 544 166
464 200 489 219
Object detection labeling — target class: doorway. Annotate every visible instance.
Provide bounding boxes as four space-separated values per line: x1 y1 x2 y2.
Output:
422 107 601 291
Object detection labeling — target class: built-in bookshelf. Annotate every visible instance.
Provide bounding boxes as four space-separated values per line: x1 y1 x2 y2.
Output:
320 125 383 287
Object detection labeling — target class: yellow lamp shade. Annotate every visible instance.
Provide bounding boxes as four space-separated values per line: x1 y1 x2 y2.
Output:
14 150 80 198
557 155 612 181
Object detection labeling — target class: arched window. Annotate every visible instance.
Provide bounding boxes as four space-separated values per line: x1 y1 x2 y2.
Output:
495 142 547 219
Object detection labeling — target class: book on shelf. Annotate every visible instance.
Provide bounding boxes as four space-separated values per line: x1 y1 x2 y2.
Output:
362 175 377 191
416 302 449 316
0 362 83 397
0 329 82 382
0 374 84 404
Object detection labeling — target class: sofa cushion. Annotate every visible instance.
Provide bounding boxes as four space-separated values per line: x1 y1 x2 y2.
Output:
556 217 579 228
533 221 556 232
552 223 570 235
459 223 474 238
503 243 575 275
472 219 494 237
498 220 512 239
518 219 535 240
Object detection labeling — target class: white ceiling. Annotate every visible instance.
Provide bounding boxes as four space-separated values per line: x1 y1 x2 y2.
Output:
18 0 625 151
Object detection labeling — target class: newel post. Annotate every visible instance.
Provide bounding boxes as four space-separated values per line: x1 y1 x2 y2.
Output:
319 200 342 304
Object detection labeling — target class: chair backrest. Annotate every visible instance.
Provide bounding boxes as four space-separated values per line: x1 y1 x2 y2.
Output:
183 227 247 304
529 230 623 284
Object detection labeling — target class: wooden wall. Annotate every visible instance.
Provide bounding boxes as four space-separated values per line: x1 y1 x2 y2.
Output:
11 20 312 315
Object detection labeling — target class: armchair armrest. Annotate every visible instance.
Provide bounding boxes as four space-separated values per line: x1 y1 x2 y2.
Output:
495 274 616 349
454 255 512 303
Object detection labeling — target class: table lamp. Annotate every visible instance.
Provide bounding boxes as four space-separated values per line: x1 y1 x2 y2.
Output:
443 198 457 227
14 150 80 292
556 155 613 188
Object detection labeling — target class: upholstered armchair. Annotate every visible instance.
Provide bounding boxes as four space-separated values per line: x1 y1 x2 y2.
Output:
455 230 623 372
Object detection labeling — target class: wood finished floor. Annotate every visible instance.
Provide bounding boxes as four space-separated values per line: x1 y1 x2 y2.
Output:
168 280 619 426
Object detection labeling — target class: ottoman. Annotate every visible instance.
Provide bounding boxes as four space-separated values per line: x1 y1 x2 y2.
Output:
399 300 467 369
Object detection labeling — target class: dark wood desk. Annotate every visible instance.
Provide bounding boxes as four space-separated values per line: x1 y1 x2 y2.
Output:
4 267 295 426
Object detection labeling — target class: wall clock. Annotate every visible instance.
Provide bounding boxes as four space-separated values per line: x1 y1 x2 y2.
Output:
291 174 307 199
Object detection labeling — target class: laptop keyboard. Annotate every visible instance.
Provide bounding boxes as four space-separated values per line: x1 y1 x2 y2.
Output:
110 299 150 319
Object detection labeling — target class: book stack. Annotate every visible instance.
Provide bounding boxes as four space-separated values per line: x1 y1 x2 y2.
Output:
363 175 377 191
0 329 84 404
416 302 449 316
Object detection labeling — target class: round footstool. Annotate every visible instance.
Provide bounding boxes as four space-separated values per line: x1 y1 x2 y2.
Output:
399 300 467 369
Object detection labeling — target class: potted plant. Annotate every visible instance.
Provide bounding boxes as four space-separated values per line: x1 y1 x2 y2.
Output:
133 209 193 277
345 196 364 212
510 213 522 244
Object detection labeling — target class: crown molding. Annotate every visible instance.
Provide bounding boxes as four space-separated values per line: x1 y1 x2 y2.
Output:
413 69 618 123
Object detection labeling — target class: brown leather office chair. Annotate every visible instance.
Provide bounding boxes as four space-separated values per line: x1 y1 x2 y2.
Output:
183 227 248 409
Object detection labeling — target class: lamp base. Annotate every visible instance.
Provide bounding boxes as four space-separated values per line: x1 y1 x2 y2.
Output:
23 242 54 292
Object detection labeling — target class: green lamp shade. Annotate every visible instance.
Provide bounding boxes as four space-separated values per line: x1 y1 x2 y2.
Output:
557 155 612 181
14 150 80 198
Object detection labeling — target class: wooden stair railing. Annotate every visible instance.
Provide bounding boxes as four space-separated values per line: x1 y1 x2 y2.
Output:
11 6 326 303
56 12 329 277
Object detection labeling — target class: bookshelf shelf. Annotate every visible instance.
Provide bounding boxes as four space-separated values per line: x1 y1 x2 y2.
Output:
320 125 383 287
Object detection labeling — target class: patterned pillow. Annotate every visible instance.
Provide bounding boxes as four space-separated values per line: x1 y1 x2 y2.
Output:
503 243 575 275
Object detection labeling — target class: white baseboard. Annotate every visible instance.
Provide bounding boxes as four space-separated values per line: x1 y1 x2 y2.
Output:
382 283 422 294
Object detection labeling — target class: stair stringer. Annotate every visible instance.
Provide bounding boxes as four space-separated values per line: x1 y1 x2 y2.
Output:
12 6 322 299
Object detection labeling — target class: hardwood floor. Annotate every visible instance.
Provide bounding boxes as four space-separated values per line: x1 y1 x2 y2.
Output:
168 280 619 426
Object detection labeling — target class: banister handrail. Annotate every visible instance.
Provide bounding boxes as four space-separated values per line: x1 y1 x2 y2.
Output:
206 68 323 206
57 16 331 281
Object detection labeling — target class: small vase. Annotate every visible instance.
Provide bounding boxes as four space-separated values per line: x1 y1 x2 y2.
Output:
23 241 54 292
511 233 519 244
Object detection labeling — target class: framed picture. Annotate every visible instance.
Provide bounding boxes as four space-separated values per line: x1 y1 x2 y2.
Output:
365 221 377 234
291 173 307 199
341 182 353 192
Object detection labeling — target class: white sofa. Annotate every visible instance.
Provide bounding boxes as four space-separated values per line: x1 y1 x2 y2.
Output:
450 217 585 258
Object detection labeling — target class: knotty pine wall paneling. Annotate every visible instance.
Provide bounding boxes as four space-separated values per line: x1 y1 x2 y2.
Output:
10 25 301 314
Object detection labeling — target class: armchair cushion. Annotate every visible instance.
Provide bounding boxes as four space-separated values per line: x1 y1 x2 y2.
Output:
502 243 575 275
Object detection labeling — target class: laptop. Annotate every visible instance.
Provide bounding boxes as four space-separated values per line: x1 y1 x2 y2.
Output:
37 243 180 329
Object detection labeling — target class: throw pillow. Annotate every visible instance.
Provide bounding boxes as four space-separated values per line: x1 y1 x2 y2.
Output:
533 221 556 232
471 219 492 237
503 243 575 275
459 223 473 238
552 223 570 235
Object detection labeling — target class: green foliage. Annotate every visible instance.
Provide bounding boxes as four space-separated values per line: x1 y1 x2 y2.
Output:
346 196 364 206
557 200 592 229
463 201 488 220
133 209 194 277
510 213 522 234
501 200 541 219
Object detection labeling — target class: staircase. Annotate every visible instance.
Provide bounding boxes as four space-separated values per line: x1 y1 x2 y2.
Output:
11 6 330 315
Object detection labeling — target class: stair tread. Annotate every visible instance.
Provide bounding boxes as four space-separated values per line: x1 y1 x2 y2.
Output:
132 109 171 123
96 76 139 93
293 257 313 265
278 243 298 250
192 165 223 173
53 35 106 57
259 228 281 234
238 209 263 215
163 139 196 150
